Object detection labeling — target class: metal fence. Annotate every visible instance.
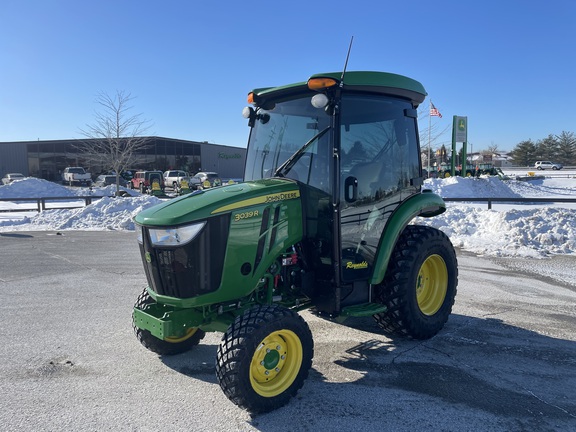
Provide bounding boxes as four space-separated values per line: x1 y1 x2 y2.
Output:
1 195 576 213
0 196 112 212
443 197 576 210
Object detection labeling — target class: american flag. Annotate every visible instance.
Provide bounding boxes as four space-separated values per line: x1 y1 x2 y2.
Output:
430 102 442 118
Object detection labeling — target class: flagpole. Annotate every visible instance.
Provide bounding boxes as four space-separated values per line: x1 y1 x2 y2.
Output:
428 100 432 175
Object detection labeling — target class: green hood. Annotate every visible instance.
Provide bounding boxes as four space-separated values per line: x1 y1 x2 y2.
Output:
134 178 301 227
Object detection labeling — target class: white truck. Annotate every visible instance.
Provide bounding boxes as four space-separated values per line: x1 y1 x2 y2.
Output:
62 167 92 186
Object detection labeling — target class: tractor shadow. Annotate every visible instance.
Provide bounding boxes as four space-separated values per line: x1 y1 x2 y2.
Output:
159 342 220 384
310 314 574 419
250 313 576 429
156 313 576 429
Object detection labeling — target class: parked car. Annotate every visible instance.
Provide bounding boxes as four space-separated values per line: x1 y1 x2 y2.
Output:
62 167 92 186
163 170 190 189
129 170 165 194
2 173 25 185
534 161 563 170
191 171 222 189
93 174 129 188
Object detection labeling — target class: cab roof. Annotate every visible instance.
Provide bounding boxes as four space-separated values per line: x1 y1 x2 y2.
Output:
250 71 427 107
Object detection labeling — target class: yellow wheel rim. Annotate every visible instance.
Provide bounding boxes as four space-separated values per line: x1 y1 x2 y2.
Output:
164 328 198 344
249 330 303 397
416 254 448 316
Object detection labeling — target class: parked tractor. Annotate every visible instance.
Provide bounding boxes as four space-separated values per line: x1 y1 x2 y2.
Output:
132 71 458 413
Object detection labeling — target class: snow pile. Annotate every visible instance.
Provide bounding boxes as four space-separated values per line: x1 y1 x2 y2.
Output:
0 177 140 199
0 177 78 198
418 176 576 257
1 176 576 258
4 195 162 231
416 206 576 257
424 176 523 198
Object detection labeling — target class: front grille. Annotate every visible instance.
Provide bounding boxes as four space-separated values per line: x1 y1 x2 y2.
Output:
140 213 230 298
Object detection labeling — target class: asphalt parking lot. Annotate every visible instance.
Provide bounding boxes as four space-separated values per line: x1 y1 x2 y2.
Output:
1 231 575 431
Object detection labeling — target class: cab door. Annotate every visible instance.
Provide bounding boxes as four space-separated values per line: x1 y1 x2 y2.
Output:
339 94 421 282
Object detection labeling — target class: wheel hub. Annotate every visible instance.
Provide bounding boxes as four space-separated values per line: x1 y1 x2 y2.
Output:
416 254 448 316
252 336 287 381
249 329 303 397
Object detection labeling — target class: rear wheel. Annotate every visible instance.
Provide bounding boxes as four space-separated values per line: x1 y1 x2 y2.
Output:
216 305 313 414
132 288 205 355
374 225 457 339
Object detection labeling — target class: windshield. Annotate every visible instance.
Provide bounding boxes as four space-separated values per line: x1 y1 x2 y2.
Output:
244 95 332 193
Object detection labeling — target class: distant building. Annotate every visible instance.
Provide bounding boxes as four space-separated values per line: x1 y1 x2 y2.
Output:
0 137 246 181
492 152 514 168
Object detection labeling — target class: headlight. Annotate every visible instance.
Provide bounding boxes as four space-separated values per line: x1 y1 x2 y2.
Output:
148 222 206 247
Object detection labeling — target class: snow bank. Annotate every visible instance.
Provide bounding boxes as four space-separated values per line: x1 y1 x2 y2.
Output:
1 176 576 258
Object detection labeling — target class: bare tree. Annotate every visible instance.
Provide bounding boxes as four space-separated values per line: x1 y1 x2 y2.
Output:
77 90 152 195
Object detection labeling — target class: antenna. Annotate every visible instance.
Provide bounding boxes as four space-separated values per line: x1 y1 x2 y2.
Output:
340 36 354 83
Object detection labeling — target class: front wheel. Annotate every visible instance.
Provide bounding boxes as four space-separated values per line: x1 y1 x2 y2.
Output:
132 288 205 355
374 225 458 340
216 305 314 414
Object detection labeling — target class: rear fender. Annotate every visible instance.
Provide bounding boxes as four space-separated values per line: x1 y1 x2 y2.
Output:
370 191 446 285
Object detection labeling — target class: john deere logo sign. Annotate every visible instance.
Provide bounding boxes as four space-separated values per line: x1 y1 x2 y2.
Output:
454 116 468 142
218 152 242 159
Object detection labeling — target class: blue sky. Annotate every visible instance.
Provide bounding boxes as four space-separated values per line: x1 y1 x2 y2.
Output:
1 1 575 152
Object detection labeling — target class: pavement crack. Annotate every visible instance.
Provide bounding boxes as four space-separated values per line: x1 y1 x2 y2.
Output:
525 389 576 419
390 342 425 364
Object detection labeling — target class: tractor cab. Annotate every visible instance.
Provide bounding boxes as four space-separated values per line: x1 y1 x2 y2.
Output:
243 71 434 314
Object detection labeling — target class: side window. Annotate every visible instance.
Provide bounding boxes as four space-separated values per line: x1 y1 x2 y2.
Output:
340 95 418 205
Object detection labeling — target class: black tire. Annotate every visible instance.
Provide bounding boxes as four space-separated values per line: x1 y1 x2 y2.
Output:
132 288 205 355
374 225 457 340
216 305 314 414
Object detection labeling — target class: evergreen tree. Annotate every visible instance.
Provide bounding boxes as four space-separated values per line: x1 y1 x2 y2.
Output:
510 140 537 166
535 134 559 161
555 131 576 165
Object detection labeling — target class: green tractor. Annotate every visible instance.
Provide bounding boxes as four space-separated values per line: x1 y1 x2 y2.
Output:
132 71 458 413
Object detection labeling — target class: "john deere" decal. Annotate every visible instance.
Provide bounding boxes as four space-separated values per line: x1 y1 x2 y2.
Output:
212 190 300 214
